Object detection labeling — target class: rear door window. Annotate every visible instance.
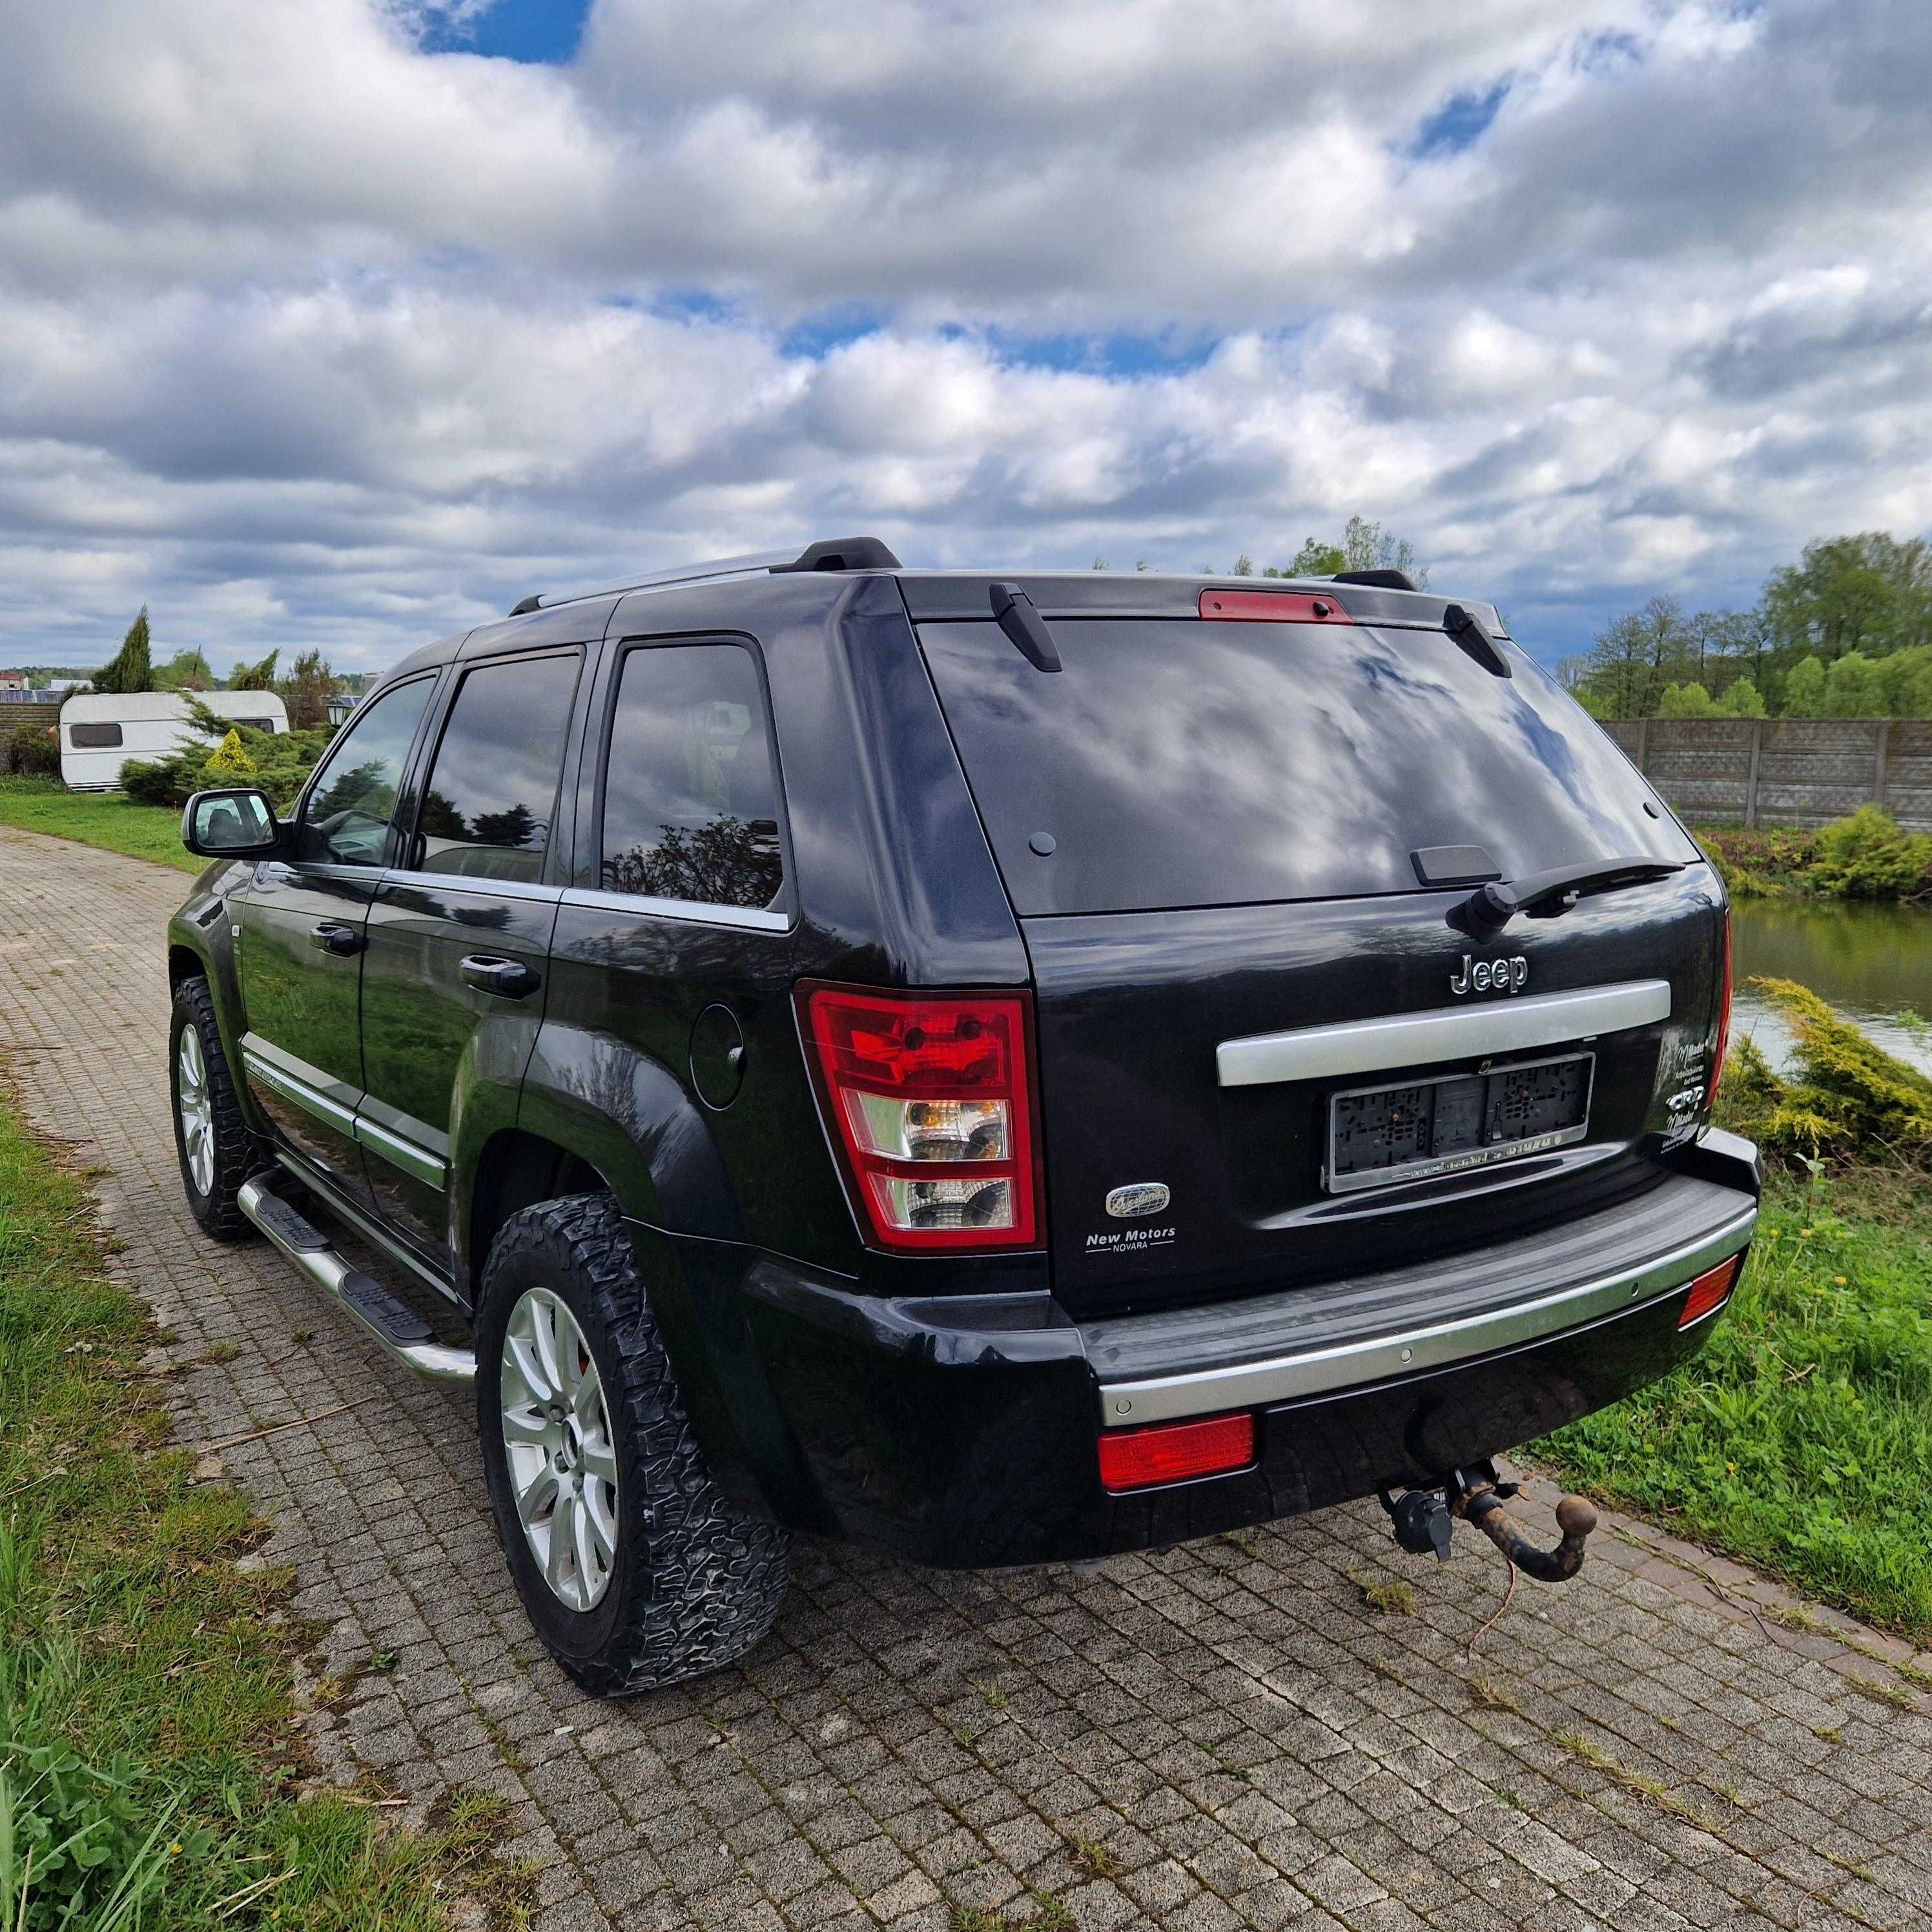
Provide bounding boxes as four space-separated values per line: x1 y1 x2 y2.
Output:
411 652 580 883
597 642 784 910
920 618 1695 917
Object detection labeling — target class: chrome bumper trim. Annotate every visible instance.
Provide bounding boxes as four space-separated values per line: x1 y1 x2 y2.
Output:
1096 1200 1756 1426
1216 979 1673 1088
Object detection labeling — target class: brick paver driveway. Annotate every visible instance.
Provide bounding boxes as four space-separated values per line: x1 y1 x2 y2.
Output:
3 823 1929 1932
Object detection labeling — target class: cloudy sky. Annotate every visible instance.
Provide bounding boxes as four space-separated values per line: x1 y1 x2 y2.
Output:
3 0 1930 676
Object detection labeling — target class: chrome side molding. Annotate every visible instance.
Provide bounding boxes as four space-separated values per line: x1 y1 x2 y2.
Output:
1217 979 1672 1089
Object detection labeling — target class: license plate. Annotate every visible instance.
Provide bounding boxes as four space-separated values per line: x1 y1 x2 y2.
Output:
1327 1053 1594 1193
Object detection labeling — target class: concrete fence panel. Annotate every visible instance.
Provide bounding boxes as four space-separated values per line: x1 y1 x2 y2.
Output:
1601 717 1932 831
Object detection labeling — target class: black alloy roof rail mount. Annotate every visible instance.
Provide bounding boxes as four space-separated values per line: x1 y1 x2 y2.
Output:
769 536 903 573
1444 602 1512 678
1331 568 1420 592
989 582 1063 673
504 535 904 616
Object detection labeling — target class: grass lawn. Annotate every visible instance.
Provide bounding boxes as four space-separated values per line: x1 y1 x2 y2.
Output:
0 774 200 874
0 1094 523 1929
1537 1162 1932 1644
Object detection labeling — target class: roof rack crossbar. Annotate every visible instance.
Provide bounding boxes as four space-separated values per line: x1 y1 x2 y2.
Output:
504 536 901 617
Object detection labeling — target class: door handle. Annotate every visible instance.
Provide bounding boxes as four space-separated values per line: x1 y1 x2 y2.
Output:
310 921 365 956
460 954 540 999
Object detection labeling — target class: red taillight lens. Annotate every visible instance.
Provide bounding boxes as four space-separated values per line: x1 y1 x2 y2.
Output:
1705 908 1732 1113
799 985 1041 1251
1678 1253 1743 1329
1198 588 1353 624
1098 1412 1257 1492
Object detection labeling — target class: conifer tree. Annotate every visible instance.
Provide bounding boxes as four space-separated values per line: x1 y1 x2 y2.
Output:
92 607 154 694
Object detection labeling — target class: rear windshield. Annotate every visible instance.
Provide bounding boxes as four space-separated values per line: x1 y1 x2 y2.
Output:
919 618 1696 917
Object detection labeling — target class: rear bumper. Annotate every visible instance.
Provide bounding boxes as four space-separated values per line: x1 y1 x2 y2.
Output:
642 1130 1760 1568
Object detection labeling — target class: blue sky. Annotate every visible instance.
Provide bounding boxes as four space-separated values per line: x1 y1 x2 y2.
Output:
3 0 1927 673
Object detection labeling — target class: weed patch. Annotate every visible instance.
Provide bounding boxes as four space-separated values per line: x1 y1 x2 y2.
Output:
0 1094 526 1929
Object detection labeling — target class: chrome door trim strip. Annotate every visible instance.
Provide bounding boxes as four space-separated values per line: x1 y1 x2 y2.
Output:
1096 1201 1756 1426
242 1043 358 1137
557 886 790 932
1217 980 1672 1089
353 1114 448 1191
378 868 564 905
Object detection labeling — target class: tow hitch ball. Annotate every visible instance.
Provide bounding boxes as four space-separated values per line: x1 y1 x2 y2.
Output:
1378 1464 1598 1583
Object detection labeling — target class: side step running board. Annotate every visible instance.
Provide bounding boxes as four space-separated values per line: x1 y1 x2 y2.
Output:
238 1177 477 1384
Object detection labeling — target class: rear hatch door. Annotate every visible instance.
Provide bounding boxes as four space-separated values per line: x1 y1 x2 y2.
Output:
916 597 1721 1319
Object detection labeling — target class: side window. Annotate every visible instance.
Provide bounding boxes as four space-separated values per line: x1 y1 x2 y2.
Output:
294 677 434 867
600 643 785 910
68 723 124 748
410 653 579 883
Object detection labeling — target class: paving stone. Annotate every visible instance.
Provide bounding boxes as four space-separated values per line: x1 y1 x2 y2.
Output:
4 819 1929 1932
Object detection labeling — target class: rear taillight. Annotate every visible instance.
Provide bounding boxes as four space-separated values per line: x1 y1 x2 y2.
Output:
1098 1412 1257 1492
1679 1253 1743 1329
1705 908 1732 1113
799 985 1042 1251
1198 588 1353 624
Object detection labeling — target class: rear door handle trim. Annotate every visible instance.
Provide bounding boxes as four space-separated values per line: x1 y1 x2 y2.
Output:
459 954 541 999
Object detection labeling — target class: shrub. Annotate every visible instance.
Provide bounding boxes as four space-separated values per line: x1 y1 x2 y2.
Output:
1809 805 1932 900
202 728 258 782
118 703 332 810
3 723 59 777
1692 824 1818 897
1721 978 1932 1164
116 753 196 807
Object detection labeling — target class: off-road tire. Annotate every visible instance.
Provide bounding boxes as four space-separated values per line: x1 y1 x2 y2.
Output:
476 1193 789 1694
170 976 269 1242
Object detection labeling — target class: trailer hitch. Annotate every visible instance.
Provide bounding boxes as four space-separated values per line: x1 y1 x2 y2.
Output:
1379 1464 1598 1583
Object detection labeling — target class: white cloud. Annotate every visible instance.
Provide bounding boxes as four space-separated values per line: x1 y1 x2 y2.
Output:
3 0 1931 669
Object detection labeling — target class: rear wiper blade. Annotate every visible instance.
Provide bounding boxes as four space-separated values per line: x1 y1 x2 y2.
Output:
1461 856 1687 934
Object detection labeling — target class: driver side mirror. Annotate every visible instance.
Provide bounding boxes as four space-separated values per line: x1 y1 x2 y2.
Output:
181 787 281 859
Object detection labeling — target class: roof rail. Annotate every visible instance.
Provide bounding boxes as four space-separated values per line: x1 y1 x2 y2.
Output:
504 535 903 616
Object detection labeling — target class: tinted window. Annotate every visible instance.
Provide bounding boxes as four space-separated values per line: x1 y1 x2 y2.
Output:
600 644 783 909
920 618 1696 917
68 723 123 748
295 677 433 867
413 653 579 883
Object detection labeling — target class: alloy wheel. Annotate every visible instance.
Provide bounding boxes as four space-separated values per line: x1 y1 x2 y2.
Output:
176 1023 216 1197
498 1287 621 1612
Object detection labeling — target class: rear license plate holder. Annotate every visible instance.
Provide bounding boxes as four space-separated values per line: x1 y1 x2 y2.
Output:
1326 1053 1595 1194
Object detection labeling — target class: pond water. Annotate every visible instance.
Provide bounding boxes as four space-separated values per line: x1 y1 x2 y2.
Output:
1729 898 1932 1077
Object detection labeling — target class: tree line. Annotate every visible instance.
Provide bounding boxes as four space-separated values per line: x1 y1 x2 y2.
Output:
1094 516 1428 585
1559 532 1932 720
22 606 357 730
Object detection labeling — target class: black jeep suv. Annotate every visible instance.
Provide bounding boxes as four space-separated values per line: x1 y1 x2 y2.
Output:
166 539 1758 1693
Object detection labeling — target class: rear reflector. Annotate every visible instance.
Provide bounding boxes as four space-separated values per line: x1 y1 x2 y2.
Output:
1678 1253 1743 1329
1097 1412 1256 1492
1198 588 1353 624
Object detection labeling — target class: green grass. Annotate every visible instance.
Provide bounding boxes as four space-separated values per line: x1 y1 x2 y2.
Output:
1537 1166 1932 1642
0 1095 526 1930
0 776 200 874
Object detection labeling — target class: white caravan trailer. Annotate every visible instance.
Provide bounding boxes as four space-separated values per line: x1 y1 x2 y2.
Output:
59 691 291 791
